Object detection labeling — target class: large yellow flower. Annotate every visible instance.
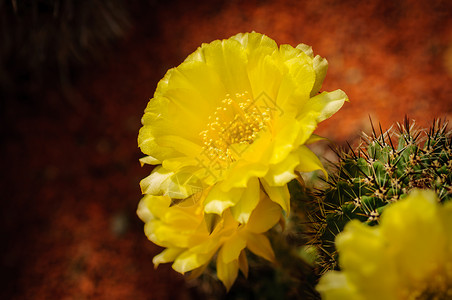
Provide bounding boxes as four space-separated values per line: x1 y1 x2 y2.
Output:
316 189 452 300
137 190 282 290
138 32 347 223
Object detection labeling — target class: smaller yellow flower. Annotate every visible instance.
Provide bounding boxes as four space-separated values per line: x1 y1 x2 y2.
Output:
316 189 452 300
137 190 282 290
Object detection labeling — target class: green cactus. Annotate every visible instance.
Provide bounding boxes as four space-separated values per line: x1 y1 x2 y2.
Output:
308 118 452 273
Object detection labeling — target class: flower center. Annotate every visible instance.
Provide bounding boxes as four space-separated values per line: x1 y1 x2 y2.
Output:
200 91 271 163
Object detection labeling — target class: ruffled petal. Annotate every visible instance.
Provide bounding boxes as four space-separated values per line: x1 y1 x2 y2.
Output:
311 55 329 96
153 248 184 268
230 177 260 223
137 194 171 222
220 161 268 191
220 234 247 264
200 38 252 95
305 134 326 144
264 151 299 186
204 184 244 215
172 251 213 274
269 115 300 164
238 250 249 278
260 178 290 212
245 193 282 233
233 32 282 109
138 126 178 160
294 145 326 177
217 251 239 291
316 271 361 300
276 44 315 113
140 166 174 195
157 135 203 158
296 43 314 58
139 155 161 166
245 232 275 262
380 190 446 282
300 89 348 123
335 220 397 297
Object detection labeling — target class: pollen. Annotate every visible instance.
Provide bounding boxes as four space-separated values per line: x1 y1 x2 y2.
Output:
199 91 271 163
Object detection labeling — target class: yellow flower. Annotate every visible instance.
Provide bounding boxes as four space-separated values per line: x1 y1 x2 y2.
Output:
137 190 282 290
316 189 452 300
138 32 347 223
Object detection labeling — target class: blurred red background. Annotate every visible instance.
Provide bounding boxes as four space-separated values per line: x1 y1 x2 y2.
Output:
2 0 452 299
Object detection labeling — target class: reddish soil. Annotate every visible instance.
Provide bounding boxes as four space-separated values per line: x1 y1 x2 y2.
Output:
2 0 452 299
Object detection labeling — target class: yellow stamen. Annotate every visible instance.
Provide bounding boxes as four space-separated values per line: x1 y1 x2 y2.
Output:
200 91 271 163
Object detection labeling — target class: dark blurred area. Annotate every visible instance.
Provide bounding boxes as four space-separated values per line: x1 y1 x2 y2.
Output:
0 0 130 102
1 0 452 299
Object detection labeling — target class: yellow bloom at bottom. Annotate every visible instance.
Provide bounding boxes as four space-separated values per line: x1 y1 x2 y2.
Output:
137 190 282 290
316 189 452 300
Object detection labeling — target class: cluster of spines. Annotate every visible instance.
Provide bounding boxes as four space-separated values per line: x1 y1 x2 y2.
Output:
308 118 452 273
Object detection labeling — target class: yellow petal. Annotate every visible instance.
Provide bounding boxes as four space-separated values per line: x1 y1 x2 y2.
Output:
172 234 222 273
137 194 171 222
136 195 153 223
201 38 252 94
294 145 326 178
296 43 314 58
153 248 184 268
260 178 290 213
231 32 278 60
245 232 275 262
316 271 361 300
146 221 185 248
187 264 209 280
234 33 281 107
140 166 174 195
138 126 178 160
143 221 161 246
204 213 222 234
311 55 329 96
239 130 273 163
217 252 239 291
441 201 452 254
157 135 203 158
204 184 244 215
264 152 299 186
139 155 161 166
231 177 260 223
305 134 326 144
172 251 212 274
220 161 268 191
276 76 310 118
220 234 247 264
148 61 227 141
380 190 446 282
276 44 315 112
336 220 398 296
165 170 205 199
245 194 282 233
164 60 225 109
301 89 348 123
161 156 198 171
293 112 319 146
269 115 299 164
238 250 249 278
153 67 175 97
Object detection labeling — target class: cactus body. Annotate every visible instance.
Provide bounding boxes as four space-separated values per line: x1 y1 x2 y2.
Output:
310 119 452 273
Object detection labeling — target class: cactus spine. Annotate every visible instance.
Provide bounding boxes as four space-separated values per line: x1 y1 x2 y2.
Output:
309 118 452 273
